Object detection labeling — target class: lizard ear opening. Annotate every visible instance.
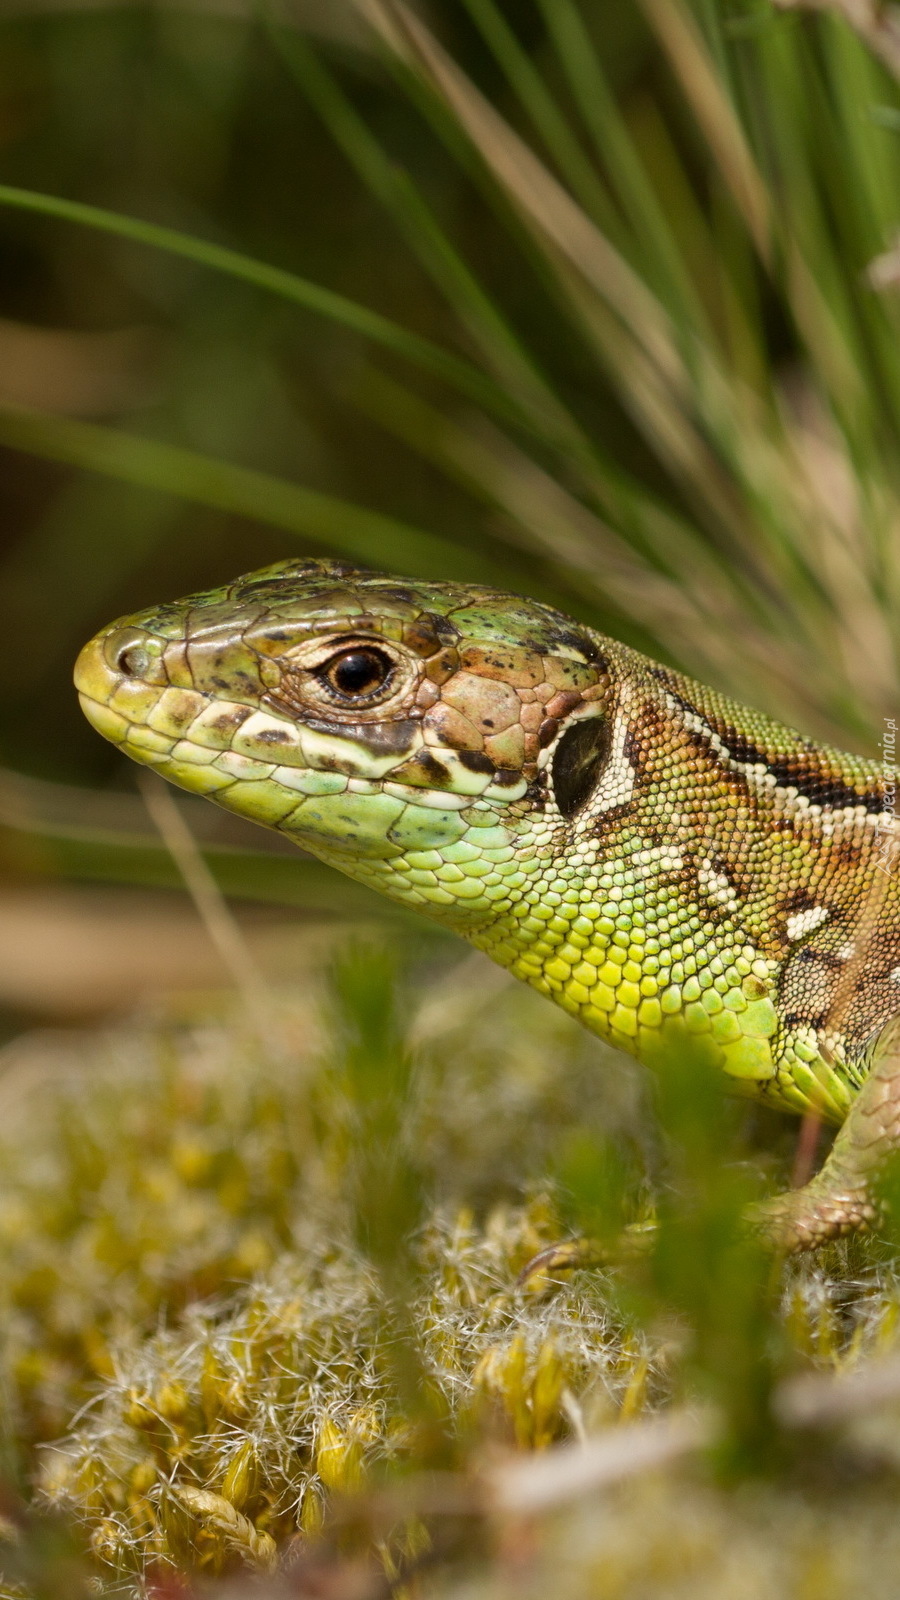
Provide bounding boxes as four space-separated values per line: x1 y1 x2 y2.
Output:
551 715 610 820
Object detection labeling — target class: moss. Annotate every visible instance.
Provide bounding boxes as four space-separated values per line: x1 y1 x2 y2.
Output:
0 951 897 1595
41 1207 652 1584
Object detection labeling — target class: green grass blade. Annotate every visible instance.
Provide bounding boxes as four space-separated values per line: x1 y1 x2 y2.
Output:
266 23 593 456
535 0 709 330
0 767 405 917
642 0 772 261
457 0 619 229
0 181 518 423
0 406 501 583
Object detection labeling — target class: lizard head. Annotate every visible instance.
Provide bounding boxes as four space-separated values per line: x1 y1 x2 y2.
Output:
74 558 611 927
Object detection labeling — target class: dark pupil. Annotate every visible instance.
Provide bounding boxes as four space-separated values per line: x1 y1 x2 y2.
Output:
328 649 389 696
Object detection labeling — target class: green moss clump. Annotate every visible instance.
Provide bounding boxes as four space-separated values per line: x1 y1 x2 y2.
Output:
0 950 897 1595
41 1206 651 1583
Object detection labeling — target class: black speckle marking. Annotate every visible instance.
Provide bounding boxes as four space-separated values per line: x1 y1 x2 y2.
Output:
708 853 746 898
622 724 647 782
457 750 496 775
296 715 418 757
411 749 452 785
782 889 823 913
212 707 253 732
524 776 548 811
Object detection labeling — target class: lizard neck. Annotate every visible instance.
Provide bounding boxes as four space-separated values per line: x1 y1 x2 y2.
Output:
470 644 897 1123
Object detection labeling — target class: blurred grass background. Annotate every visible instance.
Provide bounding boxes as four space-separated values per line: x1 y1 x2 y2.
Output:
2 0 900 1594
2 0 900 1027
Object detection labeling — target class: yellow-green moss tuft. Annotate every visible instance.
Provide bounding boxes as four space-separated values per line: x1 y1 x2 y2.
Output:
0 953 898 1595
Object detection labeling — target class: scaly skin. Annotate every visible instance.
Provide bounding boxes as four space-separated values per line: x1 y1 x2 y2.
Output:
74 559 900 1249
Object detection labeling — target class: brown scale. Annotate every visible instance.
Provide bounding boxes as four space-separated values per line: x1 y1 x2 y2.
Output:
412 643 609 786
623 689 880 969
625 698 767 867
767 834 900 1057
403 612 461 657
841 929 900 1052
778 929 852 1034
646 664 887 816
821 869 900 1052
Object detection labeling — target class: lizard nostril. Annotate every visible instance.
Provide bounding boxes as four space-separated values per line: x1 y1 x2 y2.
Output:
104 628 155 680
117 644 151 678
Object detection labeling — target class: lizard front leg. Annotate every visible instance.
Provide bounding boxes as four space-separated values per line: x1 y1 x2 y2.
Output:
754 1016 900 1251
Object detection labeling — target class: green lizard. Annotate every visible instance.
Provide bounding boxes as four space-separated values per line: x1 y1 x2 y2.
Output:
74 558 900 1251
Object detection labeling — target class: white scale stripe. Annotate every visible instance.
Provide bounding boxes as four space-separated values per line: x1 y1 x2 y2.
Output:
659 689 884 826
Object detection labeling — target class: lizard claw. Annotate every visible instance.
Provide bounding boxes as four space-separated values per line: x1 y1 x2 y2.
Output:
516 1222 657 1291
516 1237 606 1292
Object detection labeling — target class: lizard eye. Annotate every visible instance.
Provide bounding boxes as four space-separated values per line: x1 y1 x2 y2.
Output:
319 646 394 701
